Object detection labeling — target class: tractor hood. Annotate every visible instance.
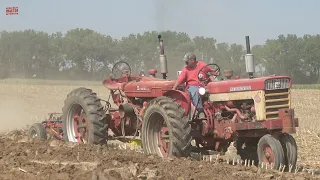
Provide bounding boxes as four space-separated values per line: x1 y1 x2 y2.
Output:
207 76 292 94
123 77 176 97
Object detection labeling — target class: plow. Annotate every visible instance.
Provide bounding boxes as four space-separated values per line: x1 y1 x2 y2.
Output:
28 35 319 176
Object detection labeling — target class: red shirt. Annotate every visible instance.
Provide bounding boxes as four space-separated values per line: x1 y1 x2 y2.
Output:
177 61 215 88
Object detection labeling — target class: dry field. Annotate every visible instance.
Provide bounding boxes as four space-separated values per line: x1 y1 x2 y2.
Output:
0 79 319 179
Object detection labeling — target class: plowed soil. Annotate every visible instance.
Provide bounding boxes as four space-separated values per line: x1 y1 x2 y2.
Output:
0 82 319 180
0 130 317 180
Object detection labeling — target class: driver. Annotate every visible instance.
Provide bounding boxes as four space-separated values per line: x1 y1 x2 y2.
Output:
172 52 219 117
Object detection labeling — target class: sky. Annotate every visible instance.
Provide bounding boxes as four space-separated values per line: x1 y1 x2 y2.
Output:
0 0 319 46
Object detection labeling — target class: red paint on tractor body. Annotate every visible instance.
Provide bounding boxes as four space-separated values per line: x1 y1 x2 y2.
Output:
163 90 191 116
123 79 175 97
41 113 63 140
279 108 297 134
207 76 292 94
102 75 178 98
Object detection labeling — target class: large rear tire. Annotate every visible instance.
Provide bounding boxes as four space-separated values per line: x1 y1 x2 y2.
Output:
61 87 108 145
141 96 192 157
257 134 285 169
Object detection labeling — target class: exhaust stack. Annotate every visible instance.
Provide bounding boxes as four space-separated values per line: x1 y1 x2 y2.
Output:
245 36 255 79
158 35 168 79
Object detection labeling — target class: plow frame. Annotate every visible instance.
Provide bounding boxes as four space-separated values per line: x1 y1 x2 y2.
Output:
37 112 63 140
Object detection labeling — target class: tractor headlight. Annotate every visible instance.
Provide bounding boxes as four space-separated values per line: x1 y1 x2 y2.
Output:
198 87 206 95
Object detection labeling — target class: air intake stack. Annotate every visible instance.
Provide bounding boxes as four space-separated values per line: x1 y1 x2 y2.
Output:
158 35 168 79
245 36 255 79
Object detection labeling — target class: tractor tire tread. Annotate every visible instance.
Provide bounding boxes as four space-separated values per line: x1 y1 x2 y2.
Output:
280 133 298 170
142 96 192 157
62 87 108 145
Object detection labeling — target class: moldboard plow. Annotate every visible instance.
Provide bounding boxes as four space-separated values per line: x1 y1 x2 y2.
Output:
28 35 319 177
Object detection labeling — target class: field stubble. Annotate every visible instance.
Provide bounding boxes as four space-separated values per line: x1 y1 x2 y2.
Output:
0 81 319 179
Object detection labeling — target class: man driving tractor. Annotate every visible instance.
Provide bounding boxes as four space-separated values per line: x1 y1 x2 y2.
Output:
172 52 220 117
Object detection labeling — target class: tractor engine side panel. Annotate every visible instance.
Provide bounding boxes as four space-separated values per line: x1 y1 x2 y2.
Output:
202 88 294 140
209 90 266 121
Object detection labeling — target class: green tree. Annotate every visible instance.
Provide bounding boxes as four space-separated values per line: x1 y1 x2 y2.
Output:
0 28 319 83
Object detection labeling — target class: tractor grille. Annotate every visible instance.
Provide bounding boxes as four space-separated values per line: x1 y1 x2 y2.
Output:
265 78 290 90
265 89 290 120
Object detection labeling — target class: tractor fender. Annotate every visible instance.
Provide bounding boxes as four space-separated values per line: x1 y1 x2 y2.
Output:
163 90 191 116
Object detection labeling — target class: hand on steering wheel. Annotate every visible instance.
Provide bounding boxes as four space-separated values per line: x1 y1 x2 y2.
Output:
198 63 220 84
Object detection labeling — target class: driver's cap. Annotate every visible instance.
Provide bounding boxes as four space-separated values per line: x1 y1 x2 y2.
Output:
182 52 196 62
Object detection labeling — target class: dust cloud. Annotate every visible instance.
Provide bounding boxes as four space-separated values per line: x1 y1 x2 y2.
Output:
0 93 31 133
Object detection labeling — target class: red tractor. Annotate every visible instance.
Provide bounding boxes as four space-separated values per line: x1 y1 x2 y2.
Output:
31 35 299 170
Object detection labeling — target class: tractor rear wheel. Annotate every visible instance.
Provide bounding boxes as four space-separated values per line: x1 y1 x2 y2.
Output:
279 133 298 171
141 96 192 157
257 134 285 169
61 87 108 145
29 123 47 140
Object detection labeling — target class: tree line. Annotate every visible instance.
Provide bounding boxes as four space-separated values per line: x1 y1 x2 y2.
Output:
0 28 319 84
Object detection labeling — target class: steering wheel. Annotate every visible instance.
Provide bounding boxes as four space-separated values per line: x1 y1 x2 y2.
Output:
111 61 131 79
198 63 220 84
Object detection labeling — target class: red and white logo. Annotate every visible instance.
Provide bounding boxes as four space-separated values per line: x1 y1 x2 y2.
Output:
6 7 19 15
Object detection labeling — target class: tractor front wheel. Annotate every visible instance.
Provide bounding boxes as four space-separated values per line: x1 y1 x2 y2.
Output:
280 133 298 171
61 87 108 145
29 123 47 140
141 96 192 157
257 134 285 169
